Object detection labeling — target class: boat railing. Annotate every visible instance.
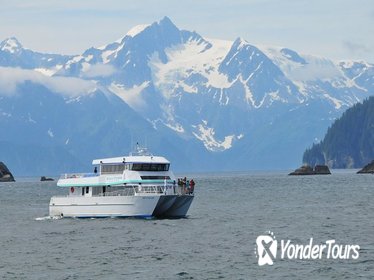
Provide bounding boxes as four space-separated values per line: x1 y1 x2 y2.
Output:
97 188 135 197
60 173 99 179
176 185 194 195
136 185 194 195
136 185 164 194
95 186 164 197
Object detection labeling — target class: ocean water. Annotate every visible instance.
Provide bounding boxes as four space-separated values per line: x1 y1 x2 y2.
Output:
0 170 373 280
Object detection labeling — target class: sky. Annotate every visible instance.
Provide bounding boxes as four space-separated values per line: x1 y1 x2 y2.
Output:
0 0 373 62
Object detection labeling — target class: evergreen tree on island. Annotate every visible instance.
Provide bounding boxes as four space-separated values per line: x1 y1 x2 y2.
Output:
303 96 374 168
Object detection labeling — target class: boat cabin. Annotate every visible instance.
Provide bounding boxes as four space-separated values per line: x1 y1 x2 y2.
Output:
92 155 170 175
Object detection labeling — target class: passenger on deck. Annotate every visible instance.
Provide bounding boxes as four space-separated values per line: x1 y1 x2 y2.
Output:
186 180 190 190
183 177 187 194
189 179 195 194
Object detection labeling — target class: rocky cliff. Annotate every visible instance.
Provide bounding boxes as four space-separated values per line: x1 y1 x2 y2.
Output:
0 162 15 182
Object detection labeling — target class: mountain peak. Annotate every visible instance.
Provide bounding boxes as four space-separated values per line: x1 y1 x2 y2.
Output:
152 16 179 33
158 16 174 27
124 17 179 40
232 37 248 49
0 37 23 53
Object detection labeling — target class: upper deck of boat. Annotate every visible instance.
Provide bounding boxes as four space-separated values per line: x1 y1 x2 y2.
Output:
92 155 169 165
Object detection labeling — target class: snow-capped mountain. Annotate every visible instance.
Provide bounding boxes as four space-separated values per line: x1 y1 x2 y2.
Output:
0 37 72 75
0 17 373 175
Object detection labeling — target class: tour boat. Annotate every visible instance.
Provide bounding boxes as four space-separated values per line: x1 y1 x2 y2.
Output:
49 146 195 218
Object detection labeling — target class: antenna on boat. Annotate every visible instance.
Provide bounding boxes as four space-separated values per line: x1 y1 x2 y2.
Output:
130 134 133 154
130 141 152 156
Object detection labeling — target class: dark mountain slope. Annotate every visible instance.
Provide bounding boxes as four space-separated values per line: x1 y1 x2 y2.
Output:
303 96 374 168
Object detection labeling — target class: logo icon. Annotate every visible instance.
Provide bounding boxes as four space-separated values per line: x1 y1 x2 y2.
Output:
255 231 277 266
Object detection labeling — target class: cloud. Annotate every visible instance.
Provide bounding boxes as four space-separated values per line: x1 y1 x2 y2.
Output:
81 64 116 78
108 81 149 111
286 58 341 81
0 67 97 97
342 41 371 57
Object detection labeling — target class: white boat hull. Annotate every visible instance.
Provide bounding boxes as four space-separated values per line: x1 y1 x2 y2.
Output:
49 195 160 218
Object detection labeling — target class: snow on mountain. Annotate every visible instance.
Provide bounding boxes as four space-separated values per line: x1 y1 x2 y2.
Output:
218 38 304 108
126 24 151 37
108 81 149 110
339 60 374 92
150 37 232 93
192 120 241 151
0 37 72 71
0 37 23 54
261 46 370 109
1 17 374 173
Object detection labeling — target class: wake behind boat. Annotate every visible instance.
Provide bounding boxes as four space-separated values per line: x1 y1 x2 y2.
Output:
49 146 195 218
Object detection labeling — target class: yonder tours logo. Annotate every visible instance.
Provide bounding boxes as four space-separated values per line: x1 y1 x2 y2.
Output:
255 231 278 266
255 231 360 266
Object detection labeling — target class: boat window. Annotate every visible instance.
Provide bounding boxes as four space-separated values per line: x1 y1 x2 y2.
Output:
82 187 84 196
92 187 100 196
129 163 169 171
86 187 89 194
101 164 126 174
100 163 169 172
